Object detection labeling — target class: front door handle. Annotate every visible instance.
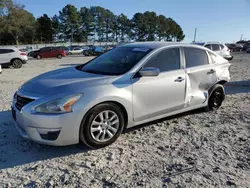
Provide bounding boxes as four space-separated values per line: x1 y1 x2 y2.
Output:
175 77 184 82
207 69 216 74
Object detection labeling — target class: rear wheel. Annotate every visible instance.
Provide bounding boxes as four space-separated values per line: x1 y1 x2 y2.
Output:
80 103 125 149
57 54 62 59
204 84 225 111
11 59 23 69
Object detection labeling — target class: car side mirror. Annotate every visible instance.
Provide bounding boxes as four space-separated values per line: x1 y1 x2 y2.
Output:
139 67 160 77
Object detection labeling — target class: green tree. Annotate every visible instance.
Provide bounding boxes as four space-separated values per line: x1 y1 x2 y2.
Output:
51 15 61 41
117 13 130 42
165 18 185 41
143 11 158 41
131 13 147 41
79 7 94 42
0 1 36 44
157 15 167 41
59 4 80 42
36 14 53 43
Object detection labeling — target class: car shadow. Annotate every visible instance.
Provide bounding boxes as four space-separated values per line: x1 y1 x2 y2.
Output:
0 110 91 169
225 80 250 95
123 108 204 134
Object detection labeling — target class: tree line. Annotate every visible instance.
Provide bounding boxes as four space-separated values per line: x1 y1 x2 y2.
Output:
0 0 185 45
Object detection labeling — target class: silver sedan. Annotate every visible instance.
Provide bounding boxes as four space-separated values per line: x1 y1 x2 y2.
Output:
12 42 231 148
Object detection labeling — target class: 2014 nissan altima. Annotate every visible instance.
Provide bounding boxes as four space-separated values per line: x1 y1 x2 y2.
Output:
12 42 231 148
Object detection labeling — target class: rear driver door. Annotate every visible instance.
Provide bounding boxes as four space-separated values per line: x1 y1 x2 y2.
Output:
183 47 217 106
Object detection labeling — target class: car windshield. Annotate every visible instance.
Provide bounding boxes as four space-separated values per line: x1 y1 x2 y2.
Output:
80 47 152 75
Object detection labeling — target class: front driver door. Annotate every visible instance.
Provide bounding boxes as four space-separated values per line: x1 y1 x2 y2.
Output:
132 47 186 122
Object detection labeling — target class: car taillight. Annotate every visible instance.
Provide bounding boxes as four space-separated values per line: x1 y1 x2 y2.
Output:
20 52 26 56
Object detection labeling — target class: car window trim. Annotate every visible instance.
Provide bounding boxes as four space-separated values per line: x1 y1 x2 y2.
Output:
144 47 182 73
183 47 210 69
131 46 184 79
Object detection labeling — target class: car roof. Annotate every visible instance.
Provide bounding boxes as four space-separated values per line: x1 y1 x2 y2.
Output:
204 41 224 45
119 41 209 50
0 47 18 50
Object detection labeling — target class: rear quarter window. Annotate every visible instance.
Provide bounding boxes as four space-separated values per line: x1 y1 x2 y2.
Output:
219 44 224 50
209 52 226 64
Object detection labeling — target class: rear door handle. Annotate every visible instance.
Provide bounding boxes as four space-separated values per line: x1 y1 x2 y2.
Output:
174 77 184 82
207 69 216 74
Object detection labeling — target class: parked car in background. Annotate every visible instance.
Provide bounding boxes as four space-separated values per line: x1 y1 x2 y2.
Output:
33 47 66 59
204 42 233 60
28 47 52 57
12 42 231 148
0 48 28 68
68 45 81 50
243 43 250 51
246 47 250 53
67 47 83 55
83 46 104 56
225 43 243 52
191 42 205 46
56 46 69 54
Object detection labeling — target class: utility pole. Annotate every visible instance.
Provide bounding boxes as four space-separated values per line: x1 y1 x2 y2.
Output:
193 28 197 42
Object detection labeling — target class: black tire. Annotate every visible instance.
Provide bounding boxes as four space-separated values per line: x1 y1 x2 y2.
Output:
204 84 225 112
57 54 62 59
37 55 41 60
11 59 23 69
22 61 27 64
84 51 89 56
68 52 72 55
80 103 125 149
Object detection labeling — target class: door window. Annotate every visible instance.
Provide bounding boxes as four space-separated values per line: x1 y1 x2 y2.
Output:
0 49 14 54
184 47 209 68
145 48 180 72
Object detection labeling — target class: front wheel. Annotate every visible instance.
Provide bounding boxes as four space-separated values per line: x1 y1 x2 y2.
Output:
204 84 225 111
57 54 62 59
80 103 125 149
36 55 41 60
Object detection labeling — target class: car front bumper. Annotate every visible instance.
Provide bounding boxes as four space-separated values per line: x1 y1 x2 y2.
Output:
11 94 82 146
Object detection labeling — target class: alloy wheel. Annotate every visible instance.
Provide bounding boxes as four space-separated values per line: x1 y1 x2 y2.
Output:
90 110 119 142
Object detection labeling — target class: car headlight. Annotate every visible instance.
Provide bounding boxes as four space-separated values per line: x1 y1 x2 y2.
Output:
35 94 82 114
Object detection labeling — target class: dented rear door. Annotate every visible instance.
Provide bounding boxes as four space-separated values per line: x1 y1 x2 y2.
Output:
182 47 218 107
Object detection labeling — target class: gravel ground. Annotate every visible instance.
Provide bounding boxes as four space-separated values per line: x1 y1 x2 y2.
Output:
0 53 250 188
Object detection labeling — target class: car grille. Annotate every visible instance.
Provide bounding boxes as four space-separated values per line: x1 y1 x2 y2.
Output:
15 95 35 111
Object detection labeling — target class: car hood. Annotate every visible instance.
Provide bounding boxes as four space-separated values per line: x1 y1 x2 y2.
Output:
21 67 112 95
